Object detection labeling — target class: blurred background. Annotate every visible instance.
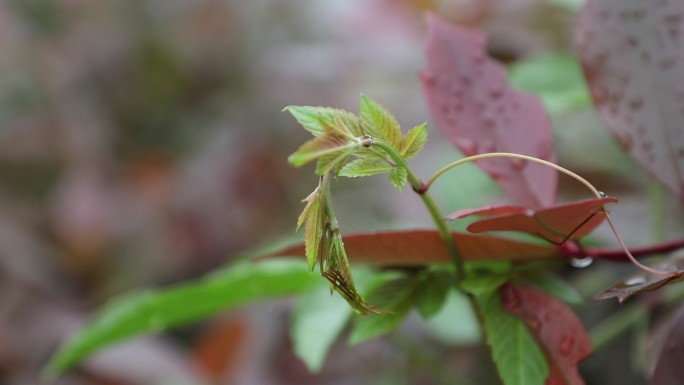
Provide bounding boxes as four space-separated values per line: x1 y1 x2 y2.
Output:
2 0 684 384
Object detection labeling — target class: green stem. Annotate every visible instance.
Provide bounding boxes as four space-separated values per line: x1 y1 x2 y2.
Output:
372 140 465 282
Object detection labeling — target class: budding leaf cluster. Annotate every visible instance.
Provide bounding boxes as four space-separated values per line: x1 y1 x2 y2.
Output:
285 94 428 314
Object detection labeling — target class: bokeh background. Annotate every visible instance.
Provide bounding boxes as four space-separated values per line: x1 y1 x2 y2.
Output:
2 0 684 384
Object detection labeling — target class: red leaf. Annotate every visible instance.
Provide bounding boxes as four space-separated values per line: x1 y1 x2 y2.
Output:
446 205 527 220
576 0 684 202
594 255 684 304
501 284 592 385
462 197 618 244
421 13 557 208
651 304 684 385
262 230 560 266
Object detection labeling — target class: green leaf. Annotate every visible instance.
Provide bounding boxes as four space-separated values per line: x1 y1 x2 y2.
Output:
515 270 583 306
477 291 548 385
508 54 591 115
302 190 324 271
288 129 356 168
284 106 362 137
315 147 355 175
461 275 509 297
339 158 393 178
291 280 354 372
388 166 408 190
400 123 428 159
44 259 318 377
414 271 451 319
359 94 402 148
423 290 481 345
348 276 422 344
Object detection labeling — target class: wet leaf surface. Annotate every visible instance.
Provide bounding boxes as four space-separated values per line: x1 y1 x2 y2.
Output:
594 255 684 304
453 197 618 244
576 0 684 201
422 13 557 208
501 284 592 385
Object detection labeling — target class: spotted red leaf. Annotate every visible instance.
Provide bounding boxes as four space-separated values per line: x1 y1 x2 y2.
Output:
594 255 684 304
651 304 684 385
455 197 618 244
576 0 684 203
501 284 592 385
262 230 560 266
421 13 557 208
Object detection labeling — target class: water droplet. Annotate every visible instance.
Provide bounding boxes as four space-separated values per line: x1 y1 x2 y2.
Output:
599 191 607 198
456 139 478 156
559 335 575 356
528 318 541 332
501 285 521 309
570 257 593 268
624 276 647 286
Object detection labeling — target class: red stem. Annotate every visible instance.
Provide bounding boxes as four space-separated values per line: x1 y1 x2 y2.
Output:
563 238 684 262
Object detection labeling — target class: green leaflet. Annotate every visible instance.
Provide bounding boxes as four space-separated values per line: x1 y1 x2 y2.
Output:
400 123 428 159
477 290 548 385
284 105 362 137
339 158 393 178
414 271 451 319
291 280 354 372
288 130 357 169
300 189 324 271
43 259 318 377
389 166 408 190
359 94 403 149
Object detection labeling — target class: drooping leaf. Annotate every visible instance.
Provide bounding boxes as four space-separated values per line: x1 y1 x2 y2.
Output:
284 105 362 137
501 284 592 385
508 54 592 115
576 0 684 202
348 275 423 345
455 197 618 244
263 230 562 266
651 304 684 385
339 158 393 178
400 122 428 159
476 289 549 385
301 189 324 271
359 94 402 149
388 166 408 190
513 269 584 306
421 13 557 208
43 259 318 377
594 255 684 304
291 280 354 372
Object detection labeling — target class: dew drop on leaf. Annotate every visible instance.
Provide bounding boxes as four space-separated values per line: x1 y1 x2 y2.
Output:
559 335 575 357
623 275 647 286
570 257 593 268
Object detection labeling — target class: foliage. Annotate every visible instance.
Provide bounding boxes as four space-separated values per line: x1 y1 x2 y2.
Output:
44 4 684 385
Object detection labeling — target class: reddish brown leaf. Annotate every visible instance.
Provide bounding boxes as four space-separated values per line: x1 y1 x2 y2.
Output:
651 305 684 385
594 255 684 304
421 13 557 208
446 205 527 221
462 197 618 244
501 284 592 385
262 230 560 266
576 0 684 202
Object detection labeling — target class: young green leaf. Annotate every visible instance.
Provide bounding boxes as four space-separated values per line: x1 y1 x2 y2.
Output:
399 123 428 159
288 128 356 169
339 158 393 178
348 276 422 345
414 271 451 319
359 94 402 149
290 281 354 372
388 166 408 190
43 259 318 377
477 290 548 385
315 148 355 175
284 106 362 137
301 190 324 271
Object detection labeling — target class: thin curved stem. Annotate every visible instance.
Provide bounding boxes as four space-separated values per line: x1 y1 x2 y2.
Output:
424 152 602 198
372 140 464 281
